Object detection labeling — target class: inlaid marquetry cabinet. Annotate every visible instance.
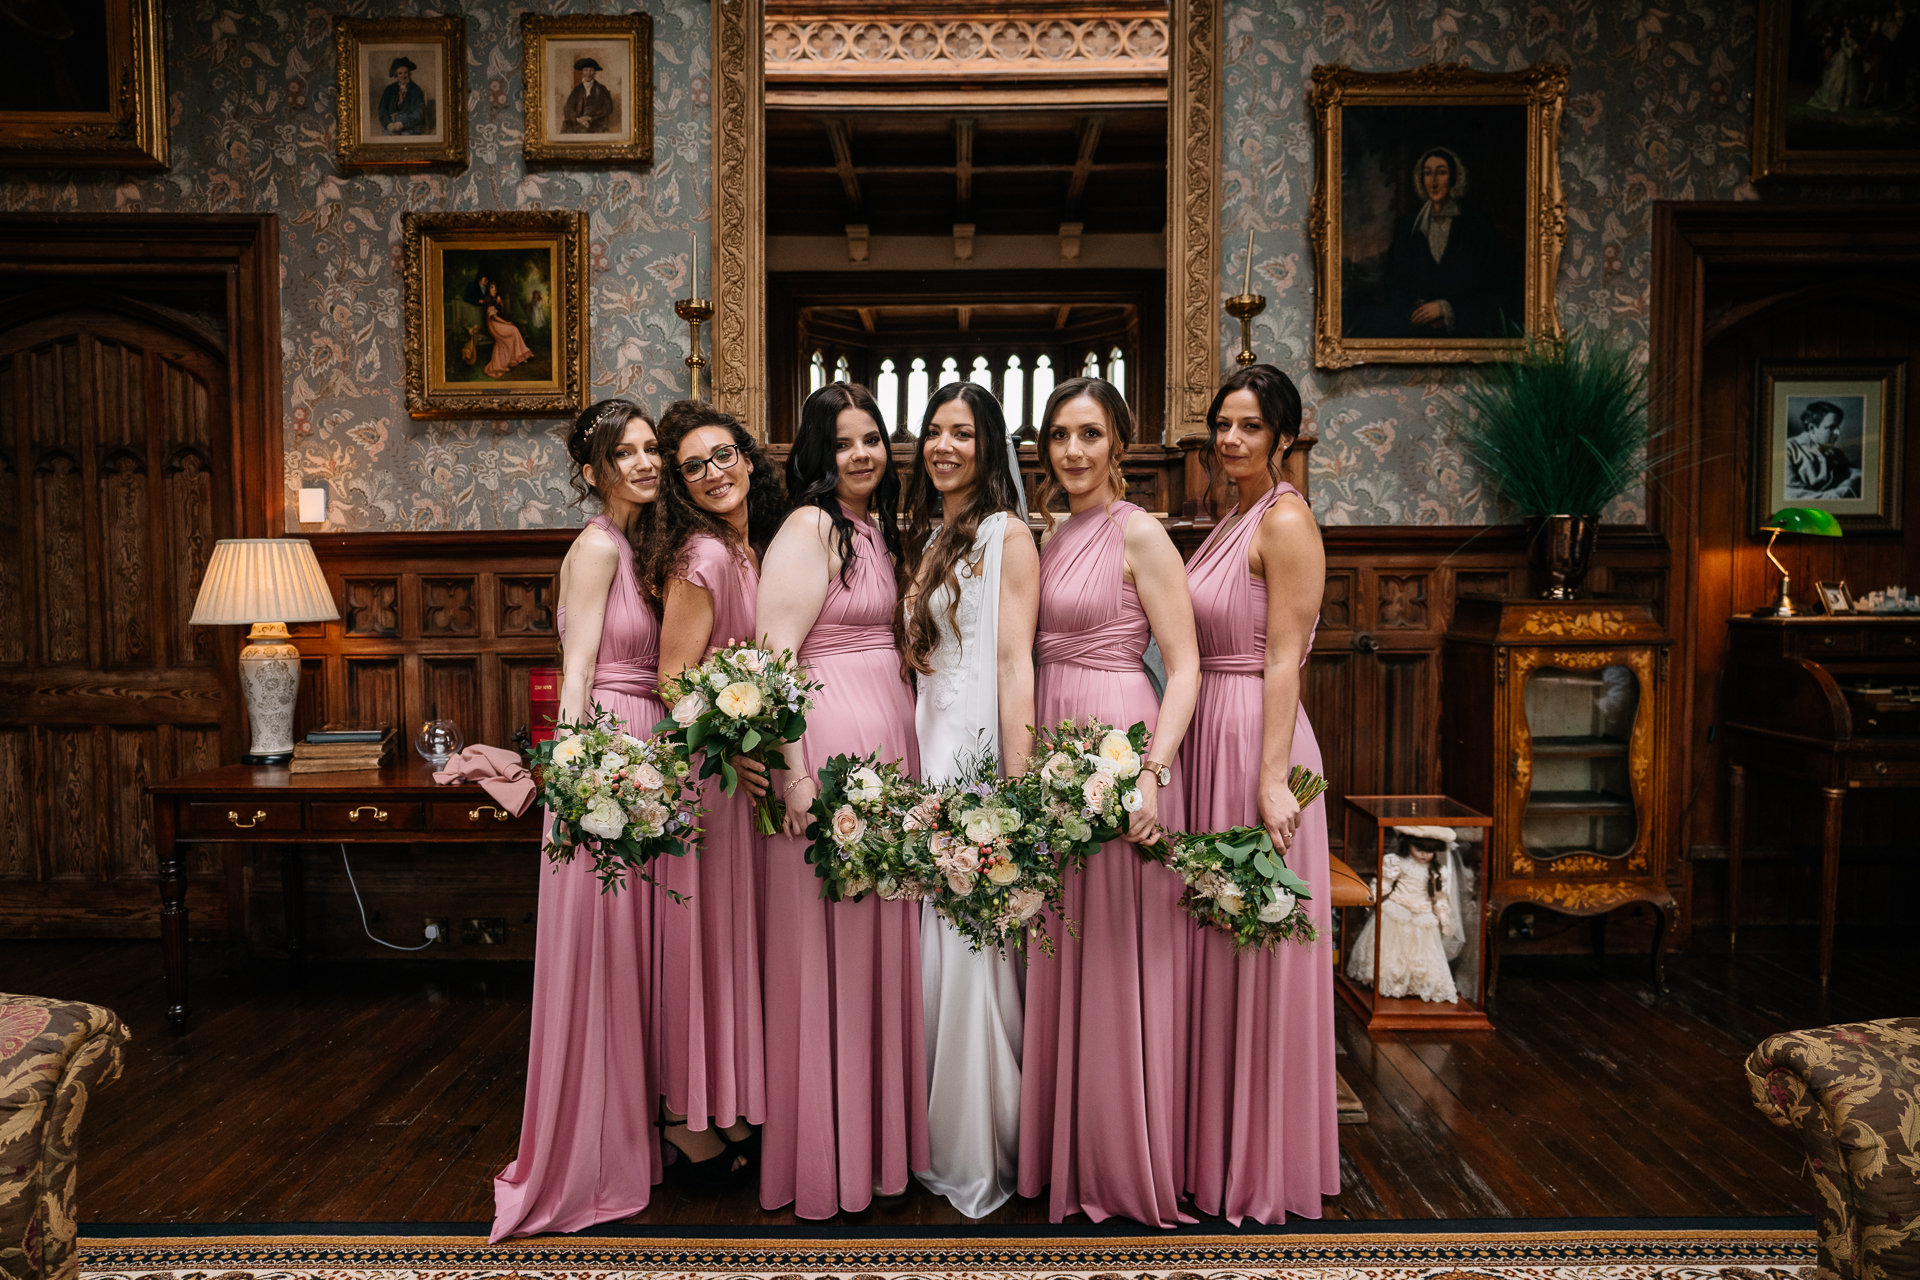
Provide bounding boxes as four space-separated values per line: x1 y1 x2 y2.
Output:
1440 596 1678 995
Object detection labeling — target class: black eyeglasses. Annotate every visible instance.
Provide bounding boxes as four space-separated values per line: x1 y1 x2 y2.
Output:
678 443 742 482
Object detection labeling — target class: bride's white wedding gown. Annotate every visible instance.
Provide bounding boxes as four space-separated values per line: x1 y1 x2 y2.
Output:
914 511 1026 1218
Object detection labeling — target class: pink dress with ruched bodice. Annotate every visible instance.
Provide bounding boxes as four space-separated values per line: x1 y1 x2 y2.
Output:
1017 501 1194 1227
759 508 930 1218
1178 480 1338 1224
492 513 666 1240
655 532 765 1134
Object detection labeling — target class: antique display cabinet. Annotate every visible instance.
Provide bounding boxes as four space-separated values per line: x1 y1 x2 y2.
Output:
1440 596 1678 997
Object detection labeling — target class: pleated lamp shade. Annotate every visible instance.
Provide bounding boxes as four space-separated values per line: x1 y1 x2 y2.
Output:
189 539 341 626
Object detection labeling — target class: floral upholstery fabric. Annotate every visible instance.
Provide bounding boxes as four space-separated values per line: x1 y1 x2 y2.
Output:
0 996 129 1280
1747 1019 1920 1280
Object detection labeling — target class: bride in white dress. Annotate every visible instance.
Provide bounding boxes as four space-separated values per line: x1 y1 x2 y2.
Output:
900 382 1039 1218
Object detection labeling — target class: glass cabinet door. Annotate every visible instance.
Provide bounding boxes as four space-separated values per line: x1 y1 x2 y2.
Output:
1521 664 1639 860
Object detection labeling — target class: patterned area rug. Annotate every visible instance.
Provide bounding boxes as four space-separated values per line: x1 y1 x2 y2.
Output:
80 1228 1815 1280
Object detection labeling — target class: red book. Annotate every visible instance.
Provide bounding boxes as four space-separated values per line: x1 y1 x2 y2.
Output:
529 666 560 741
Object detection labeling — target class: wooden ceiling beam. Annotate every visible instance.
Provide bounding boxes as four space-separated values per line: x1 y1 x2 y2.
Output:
1065 115 1105 214
1054 304 1073 328
953 117 975 217
957 305 973 331
857 306 877 332
823 118 864 214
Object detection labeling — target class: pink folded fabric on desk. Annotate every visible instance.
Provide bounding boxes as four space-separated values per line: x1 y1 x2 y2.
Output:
432 745 536 816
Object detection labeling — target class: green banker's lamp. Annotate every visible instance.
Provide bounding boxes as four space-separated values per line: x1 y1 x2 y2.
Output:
1752 506 1842 617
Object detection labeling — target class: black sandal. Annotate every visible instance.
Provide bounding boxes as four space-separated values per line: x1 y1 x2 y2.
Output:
658 1111 755 1191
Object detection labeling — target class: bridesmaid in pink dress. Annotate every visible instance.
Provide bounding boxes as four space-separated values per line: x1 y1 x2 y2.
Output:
1017 377 1202 1226
1179 364 1338 1224
755 383 929 1218
641 400 788 1186
492 399 666 1240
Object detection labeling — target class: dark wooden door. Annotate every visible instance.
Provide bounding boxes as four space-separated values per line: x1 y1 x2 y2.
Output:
0 302 239 936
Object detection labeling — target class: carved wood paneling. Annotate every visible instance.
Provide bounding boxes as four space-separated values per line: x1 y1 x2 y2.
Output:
0 730 29 879
765 13 1168 81
1165 0 1220 440
713 0 767 431
1377 574 1429 629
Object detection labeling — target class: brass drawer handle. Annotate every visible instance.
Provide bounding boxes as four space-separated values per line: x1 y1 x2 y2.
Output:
1875 762 1890 776
228 809 266 829
348 805 389 822
469 804 510 823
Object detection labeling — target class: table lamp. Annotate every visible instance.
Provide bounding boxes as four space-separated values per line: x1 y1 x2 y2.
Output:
189 539 341 763
1751 506 1842 618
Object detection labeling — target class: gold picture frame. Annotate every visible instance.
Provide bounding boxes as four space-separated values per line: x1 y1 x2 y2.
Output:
0 0 167 169
334 16 467 170
522 13 653 166
1752 0 1920 181
402 211 591 420
1307 63 1568 370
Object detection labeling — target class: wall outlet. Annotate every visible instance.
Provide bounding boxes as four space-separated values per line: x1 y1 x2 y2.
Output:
462 916 508 945
424 916 451 944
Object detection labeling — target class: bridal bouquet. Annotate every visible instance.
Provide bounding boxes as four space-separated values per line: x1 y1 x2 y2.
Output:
529 704 699 895
1018 717 1154 868
922 747 1065 957
1141 766 1329 951
655 639 819 836
804 752 936 904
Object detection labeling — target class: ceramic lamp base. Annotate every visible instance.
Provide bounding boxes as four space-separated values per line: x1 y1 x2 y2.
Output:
239 621 302 763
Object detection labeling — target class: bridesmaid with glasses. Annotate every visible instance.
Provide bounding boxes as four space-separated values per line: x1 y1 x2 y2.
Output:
1017 377 1202 1227
639 399 787 1190
754 382 929 1219
492 399 666 1239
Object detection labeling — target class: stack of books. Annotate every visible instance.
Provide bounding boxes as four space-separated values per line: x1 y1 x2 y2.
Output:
291 723 395 774
529 667 560 745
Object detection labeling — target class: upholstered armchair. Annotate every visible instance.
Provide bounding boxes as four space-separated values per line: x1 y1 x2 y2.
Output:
1746 1018 1920 1280
0 996 129 1280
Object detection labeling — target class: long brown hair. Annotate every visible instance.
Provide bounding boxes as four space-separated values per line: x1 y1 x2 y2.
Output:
566 397 658 552
637 399 785 604
1032 375 1133 531
900 382 1024 677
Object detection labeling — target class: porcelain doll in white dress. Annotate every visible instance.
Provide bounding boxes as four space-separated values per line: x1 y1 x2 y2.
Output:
1346 825 1461 1004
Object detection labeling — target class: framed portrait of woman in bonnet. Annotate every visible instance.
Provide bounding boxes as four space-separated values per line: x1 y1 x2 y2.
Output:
522 13 653 164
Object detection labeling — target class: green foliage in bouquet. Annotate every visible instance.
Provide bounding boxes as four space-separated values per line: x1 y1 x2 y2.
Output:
1018 718 1153 869
922 742 1068 957
804 752 935 904
527 703 699 896
654 638 820 836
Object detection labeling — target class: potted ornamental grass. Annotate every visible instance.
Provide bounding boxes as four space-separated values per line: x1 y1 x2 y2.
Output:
1451 327 1664 598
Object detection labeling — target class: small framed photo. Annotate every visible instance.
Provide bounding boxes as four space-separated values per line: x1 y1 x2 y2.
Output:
522 13 653 165
1816 581 1855 615
0 0 167 169
334 16 467 169
1752 359 1906 534
1752 0 1920 181
402 211 590 419
1307 63 1569 369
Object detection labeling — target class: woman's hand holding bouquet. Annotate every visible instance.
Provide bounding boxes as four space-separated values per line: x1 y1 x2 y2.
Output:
654 639 820 836
528 704 700 896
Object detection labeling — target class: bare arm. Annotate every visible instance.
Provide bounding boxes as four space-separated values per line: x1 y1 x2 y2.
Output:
756 508 836 834
1123 509 1199 843
1249 492 1325 850
657 578 715 681
996 519 1040 776
555 527 622 726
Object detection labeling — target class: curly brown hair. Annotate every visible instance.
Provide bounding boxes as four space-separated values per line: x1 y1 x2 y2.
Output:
1031 376 1133 531
636 400 786 605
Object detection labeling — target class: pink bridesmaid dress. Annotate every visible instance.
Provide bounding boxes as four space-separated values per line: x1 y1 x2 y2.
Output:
759 509 930 1218
1178 480 1338 1225
1018 500 1193 1227
654 532 765 1138
492 513 665 1241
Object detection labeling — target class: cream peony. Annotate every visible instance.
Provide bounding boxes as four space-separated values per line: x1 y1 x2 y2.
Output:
579 795 626 840
1095 730 1142 778
985 860 1020 885
550 735 588 767
1258 889 1296 923
670 692 709 726
715 681 763 718
830 804 866 847
849 766 883 804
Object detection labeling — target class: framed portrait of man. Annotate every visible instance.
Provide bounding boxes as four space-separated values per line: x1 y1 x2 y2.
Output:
1752 359 1906 533
0 0 166 168
402 211 591 419
522 13 653 164
1753 0 1920 180
334 16 467 169
1308 64 1568 370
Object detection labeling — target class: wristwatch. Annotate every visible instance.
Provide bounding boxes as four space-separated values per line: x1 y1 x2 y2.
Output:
1142 759 1172 788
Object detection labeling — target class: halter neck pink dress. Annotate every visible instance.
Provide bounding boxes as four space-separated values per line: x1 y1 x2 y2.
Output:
759 507 930 1218
1179 480 1338 1224
491 513 665 1241
1018 501 1194 1227
654 532 765 1136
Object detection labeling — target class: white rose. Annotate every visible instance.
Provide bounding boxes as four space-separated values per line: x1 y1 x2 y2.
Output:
1082 772 1116 811
630 762 664 791
550 736 588 767
830 804 866 847
600 752 627 773
1096 730 1141 778
849 766 883 804
620 733 648 752
985 860 1020 886
1258 890 1296 924
579 796 626 840
1122 788 1144 813
715 681 763 718
962 809 1000 844
708 669 731 692
670 692 709 726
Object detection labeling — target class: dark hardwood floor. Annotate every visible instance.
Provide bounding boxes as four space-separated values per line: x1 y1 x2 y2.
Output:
7 935 1897 1229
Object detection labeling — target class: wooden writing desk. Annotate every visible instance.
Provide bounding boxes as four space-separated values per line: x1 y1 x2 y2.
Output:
149 759 541 1030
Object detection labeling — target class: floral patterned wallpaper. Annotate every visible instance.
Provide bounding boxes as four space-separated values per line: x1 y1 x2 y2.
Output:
0 0 711 531
1220 0 1761 525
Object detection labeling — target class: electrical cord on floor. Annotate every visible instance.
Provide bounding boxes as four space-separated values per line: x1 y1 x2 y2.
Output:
340 844 440 951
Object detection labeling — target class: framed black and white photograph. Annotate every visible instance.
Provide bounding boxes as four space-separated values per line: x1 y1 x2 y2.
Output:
1816 580 1856 615
334 16 467 169
1308 63 1568 369
1753 359 1907 533
522 13 652 165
